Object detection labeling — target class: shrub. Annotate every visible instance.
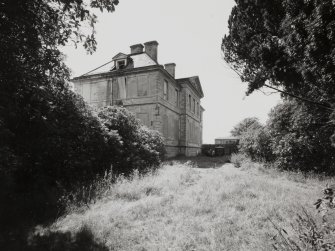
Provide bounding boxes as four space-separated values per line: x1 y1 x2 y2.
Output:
232 100 335 174
267 100 335 174
0 100 165 249
231 117 274 162
230 153 249 168
98 106 165 175
0 0 119 247
271 185 335 250
0 86 119 249
239 126 274 162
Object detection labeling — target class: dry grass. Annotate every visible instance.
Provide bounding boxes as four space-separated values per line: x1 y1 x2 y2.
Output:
35 158 334 251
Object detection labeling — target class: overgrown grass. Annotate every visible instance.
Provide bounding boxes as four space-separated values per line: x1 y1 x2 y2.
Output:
31 158 335 250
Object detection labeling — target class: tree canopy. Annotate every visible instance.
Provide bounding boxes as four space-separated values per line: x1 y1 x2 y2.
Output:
222 0 335 108
267 100 335 173
1 0 119 248
230 117 262 137
224 0 335 173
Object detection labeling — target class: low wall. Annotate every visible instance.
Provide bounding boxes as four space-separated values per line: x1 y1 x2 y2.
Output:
165 145 201 158
165 146 180 158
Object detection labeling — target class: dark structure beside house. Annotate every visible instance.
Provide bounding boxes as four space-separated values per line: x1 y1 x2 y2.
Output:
214 137 239 156
202 137 239 157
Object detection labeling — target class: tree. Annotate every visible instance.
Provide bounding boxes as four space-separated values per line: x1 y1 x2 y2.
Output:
239 126 273 162
231 117 273 161
222 0 335 172
230 117 262 137
222 0 335 107
267 100 335 173
0 0 119 249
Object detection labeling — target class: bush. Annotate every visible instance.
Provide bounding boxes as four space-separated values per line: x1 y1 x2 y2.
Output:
232 100 335 174
271 185 335 250
0 100 165 249
0 86 119 249
98 106 165 175
230 153 249 168
231 117 274 162
267 100 335 173
239 126 274 162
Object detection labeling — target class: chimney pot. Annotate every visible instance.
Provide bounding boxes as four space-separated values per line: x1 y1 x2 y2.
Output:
144 41 159 61
130 43 144 54
164 63 176 78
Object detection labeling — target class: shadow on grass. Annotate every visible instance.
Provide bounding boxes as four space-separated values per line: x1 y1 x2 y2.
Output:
166 155 230 169
1 226 109 251
29 226 109 251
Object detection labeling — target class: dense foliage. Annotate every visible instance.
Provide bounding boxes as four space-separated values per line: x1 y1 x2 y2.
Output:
231 117 273 162
233 101 335 173
273 185 335 250
223 0 335 173
267 100 335 173
222 0 335 104
98 106 165 175
0 0 123 249
230 117 262 137
239 126 273 162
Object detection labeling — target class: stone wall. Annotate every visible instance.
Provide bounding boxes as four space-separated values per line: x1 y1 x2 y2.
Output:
165 146 180 158
74 78 111 109
72 67 204 158
112 72 158 100
179 82 202 150
156 71 181 148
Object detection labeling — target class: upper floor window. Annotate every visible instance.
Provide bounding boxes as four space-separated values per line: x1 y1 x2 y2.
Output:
189 95 191 110
193 98 195 113
175 89 179 106
197 102 199 115
163 80 168 100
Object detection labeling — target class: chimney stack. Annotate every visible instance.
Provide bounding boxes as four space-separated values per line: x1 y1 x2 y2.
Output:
164 63 176 78
144 41 158 61
130 43 144 54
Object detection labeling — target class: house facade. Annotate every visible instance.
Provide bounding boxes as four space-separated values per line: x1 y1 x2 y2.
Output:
71 41 204 157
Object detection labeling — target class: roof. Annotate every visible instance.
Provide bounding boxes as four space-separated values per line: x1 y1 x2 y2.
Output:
76 52 158 77
177 76 204 98
130 53 157 68
72 43 204 100
215 137 239 140
112 52 128 60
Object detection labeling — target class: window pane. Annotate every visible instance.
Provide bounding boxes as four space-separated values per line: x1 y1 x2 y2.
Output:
164 80 168 100
189 95 191 110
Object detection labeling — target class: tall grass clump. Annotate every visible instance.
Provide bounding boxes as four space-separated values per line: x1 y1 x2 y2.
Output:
271 185 335 250
231 153 249 168
28 159 334 251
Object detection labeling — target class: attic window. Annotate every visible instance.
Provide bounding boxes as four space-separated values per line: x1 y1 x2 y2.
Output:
116 59 126 69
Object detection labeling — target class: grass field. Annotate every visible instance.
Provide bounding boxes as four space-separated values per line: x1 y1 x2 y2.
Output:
34 157 333 251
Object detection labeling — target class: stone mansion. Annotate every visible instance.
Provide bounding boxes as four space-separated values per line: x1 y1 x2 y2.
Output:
71 41 204 157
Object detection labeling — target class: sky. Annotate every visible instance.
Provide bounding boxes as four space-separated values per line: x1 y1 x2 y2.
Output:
61 0 281 144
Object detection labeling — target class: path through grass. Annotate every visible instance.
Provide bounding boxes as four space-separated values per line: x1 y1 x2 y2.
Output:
36 159 331 250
